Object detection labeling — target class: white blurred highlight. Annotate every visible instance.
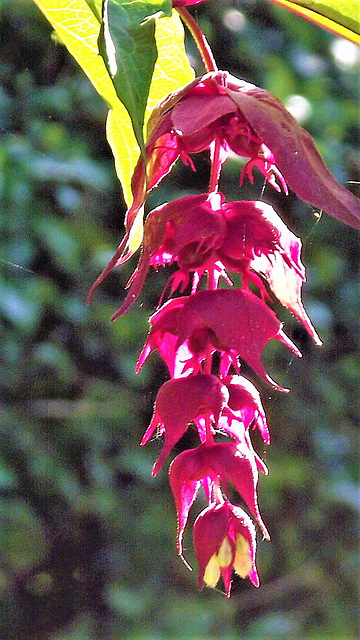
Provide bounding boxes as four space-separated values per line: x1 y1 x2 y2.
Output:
223 9 246 33
330 38 360 71
285 95 312 124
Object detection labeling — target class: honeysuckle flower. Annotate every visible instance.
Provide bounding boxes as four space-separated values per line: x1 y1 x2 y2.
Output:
219 414 268 477
135 296 190 377
141 372 270 474
90 192 320 345
125 71 287 232
169 440 269 554
109 193 227 320
138 288 301 387
218 200 322 344
217 375 270 476
125 70 360 233
176 288 301 390
141 373 229 476
193 501 259 597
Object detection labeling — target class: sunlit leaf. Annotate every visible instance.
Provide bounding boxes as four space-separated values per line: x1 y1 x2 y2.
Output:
84 0 102 21
106 11 195 233
32 0 194 208
99 0 172 153
269 0 360 44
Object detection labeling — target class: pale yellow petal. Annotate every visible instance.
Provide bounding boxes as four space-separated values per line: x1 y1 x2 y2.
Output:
235 533 250 555
218 536 233 568
203 554 221 588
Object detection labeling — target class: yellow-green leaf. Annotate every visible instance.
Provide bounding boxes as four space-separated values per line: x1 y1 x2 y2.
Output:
107 11 195 208
84 0 102 21
32 0 194 210
269 0 360 44
99 0 172 154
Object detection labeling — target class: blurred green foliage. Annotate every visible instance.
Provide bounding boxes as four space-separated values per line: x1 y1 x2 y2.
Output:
0 0 359 638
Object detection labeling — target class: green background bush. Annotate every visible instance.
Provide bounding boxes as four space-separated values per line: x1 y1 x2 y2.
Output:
0 1 359 638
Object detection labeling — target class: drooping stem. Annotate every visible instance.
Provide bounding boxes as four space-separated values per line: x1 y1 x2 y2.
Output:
176 7 218 74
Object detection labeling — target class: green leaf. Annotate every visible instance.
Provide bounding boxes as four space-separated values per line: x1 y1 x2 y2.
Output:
100 0 172 153
32 1 194 207
106 11 195 247
268 0 360 44
84 0 103 21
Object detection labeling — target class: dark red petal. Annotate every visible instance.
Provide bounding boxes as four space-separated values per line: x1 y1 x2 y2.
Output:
171 94 234 138
253 248 322 345
208 442 269 539
87 231 129 305
169 442 269 541
239 200 322 344
126 133 181 231
169 448 206 554
223 375 270 444
223 74 360 229
146 374 229 476
154 374 229 428
220 200 281 263
176 288 301 391
136 297 187 375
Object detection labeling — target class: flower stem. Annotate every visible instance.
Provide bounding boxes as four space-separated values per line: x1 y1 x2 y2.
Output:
209 138 222 193
207 265 216 291
176 7 218 74
204 341 213 374
205 414 214 443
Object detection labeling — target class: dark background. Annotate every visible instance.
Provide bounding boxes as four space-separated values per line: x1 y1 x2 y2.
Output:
1 1 359 638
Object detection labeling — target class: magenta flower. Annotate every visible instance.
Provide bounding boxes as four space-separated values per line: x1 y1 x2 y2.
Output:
218 200 321 344
175 288 301 390
216 375 270 476
124 71 360 232
137 288 301 387
135 296 189 377
101 194 320 346
108 193 226 320
169 441 269 554
221 375 269 444
126 71 287 231
140 373 229 476
193 501 259 597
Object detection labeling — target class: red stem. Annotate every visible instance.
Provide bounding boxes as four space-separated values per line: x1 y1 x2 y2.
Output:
176 7 218 74
209 137 222 193
204 414 214 443
207 264 216 291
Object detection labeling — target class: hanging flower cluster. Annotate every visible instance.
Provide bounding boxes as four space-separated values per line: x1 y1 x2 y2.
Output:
89 60 360 595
